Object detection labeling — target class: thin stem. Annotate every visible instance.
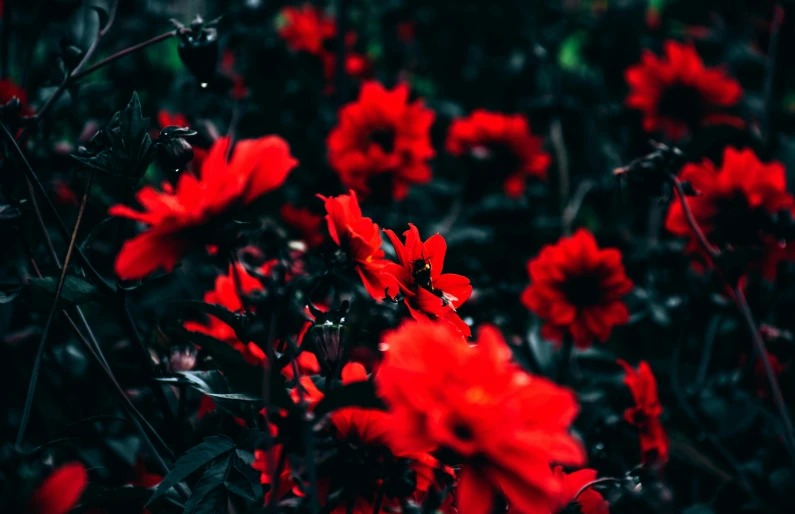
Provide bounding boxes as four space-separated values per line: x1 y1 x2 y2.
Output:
734 287 795 460
17 0 120 142
16 172 95 447
550 117 570 232
573 477 624 502
71 30 178 82
557 335 573 385
668 175 720 259
694 315 721 389
371 488 384 514
562 180 595 235
335 0 349 104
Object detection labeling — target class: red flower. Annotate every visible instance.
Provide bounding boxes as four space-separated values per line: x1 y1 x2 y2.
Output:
552 467 609 514
318 190 395 300
157 110 188 129
446 110 551 197
327 82 435 200
278 4 336 56
184 262 274 365
280 204 325 247
625 40 742 140
251 425 293 504
26 462 88 514
383 224 472 337
618 360 669 465
53 179 79 207
130 457 162 489
377 321 585 514
0 78 30 113
221 50 249 100
521 229 633 348
110 135 297 279
296 362 451 513
665 147 795 280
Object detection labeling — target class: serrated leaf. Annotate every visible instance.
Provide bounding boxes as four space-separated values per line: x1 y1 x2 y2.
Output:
30 275 102 305
224 458 260 502
313 381 386 419
146 436 235 506
183 455 232 514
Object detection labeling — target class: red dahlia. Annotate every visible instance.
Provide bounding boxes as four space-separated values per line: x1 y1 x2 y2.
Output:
617 360 669 465
377 321 585 514
446 109 551 197
521 229 633 348
280 203 325 247
383 224 472 337
0 78 30 113
327 82 436 200
665 147 795 280
110 135 297 280
319 190 395 300
184 262 274 365
26 463 88 514
278 4 336 56
625 40 742 140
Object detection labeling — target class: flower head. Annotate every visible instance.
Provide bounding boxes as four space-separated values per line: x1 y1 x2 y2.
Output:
26 463 88 514
278 4 336 55
328 82 435 200
280 203 325 247
521 229 633 348
110 135 297 280
665 147 795 280
383 224 472 337
446 110 550 197
625 40 742 140
617 360 669 464
0 78 30 113
377 321 585 514
319 190 395 300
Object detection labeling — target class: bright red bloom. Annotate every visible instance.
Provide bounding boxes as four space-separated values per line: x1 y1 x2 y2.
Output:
618 360 669 465
319 190 395 300
252 425 293 504
280 204 325 247
521 229 633 348
110 135 297 279
184 262 274 365
552 467 609 514
665 147 795 281
383 224 472 337
157 110 188 129
446 110 551 197
296 362 451 514
625 40 742 140
327 82 435 200
377 321 585 514
26 462 88 514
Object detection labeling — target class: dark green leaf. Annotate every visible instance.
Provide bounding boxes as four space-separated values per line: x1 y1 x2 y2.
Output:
146 436 235 506
183 455 232 514
29 275 102 305
224 458 261 502
90 5 109 29
0 285 21 304
173 328 250 371
313 381 386 419
171 300 248 340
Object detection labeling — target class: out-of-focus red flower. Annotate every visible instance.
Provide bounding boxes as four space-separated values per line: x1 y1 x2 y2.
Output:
278 4 336 55
26 462 88 514
53 179 79 206
110 135 297 280
618 359 669 465
327 82 435 200
280 204 325 247
553 466 610 514
318 191 395 300
184 262 275 365
130 457 162 489
446 110 551 198
157 110 188 129
377 321 585 514
625 40 742 140
295 362 452 513
221 50 249 100
252 425 293 504
397 21 416 43
744 350 786 398
0 78 30 113
521 229 633 348
665 147 795 281
383 224 472 337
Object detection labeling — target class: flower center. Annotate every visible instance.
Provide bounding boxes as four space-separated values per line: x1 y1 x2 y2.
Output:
472 141 523 181
562 274 604 307
452 421 474 441
369 128 396 154
712 192 769 249
657 83 707 129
